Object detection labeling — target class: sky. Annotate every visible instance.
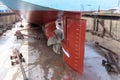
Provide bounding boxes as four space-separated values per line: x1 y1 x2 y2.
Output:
23 0 120 11
0 0 120 11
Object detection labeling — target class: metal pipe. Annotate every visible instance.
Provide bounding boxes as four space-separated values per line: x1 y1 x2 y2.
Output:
95 42 118 56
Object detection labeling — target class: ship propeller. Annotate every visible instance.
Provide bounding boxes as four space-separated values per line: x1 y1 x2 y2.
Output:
47 29 64 54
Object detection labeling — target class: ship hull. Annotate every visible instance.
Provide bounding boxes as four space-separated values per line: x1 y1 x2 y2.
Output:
17 11 60 25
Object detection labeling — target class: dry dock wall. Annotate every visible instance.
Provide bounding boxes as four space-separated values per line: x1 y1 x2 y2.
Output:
0 14 16 26
83 17 120 40
83 17 120 55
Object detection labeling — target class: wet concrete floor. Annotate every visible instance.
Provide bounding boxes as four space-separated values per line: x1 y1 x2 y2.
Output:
0 22 120 80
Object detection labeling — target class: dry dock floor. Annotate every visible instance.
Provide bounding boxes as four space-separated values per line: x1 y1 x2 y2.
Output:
0 22 120 80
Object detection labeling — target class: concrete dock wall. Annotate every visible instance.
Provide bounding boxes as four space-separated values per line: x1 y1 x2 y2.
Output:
0 14 16 26
83 17 120 55
83 17 120 40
